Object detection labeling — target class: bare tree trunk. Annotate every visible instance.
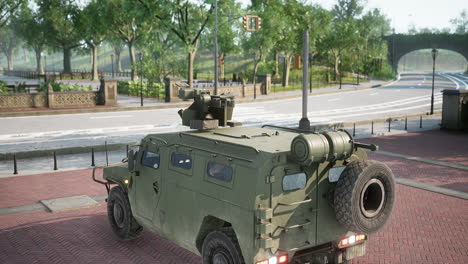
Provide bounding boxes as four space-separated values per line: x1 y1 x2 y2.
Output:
282 55 291 87
63 47 72 74
114 47 122 72
334 55 340 81
90 44 98 81
274 53 279 78
188 50 195 87
128 40 137 81
187 39 199 88
220 54 225 80
7 52 13 71
35 50 44 74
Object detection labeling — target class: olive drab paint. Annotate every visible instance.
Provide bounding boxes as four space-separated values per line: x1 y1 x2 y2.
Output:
95 88 395 264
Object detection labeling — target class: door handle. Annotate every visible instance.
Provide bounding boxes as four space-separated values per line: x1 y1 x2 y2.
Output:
153 181 159 194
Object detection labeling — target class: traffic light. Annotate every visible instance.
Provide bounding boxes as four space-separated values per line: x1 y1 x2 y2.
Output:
243 15 261 31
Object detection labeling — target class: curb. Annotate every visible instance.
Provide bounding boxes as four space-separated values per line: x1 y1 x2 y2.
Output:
0 110 439 161
0 142 137 160
0 81 390 118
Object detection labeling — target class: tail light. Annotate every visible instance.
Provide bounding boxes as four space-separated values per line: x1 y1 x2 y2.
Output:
256 254 288 264
339 234 366 248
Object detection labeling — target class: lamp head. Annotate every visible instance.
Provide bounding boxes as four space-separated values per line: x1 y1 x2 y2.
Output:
431 48 438 60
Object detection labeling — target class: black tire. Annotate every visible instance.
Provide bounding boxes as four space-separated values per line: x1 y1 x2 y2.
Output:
334 160 395 234
107 186 143 240
202 228 245 264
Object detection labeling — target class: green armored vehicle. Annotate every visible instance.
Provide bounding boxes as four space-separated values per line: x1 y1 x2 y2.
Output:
93 88 395 264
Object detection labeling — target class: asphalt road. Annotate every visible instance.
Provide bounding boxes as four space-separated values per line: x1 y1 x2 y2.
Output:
0 71 466 153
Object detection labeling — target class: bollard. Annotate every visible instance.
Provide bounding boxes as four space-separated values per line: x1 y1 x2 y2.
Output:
105 141 109 166
53 151 58 170
353 123 356 137
420 116 422 128
388 119 391 132
13 153 18 175
371 121 374 135
405 117 408 130
91 148 95 167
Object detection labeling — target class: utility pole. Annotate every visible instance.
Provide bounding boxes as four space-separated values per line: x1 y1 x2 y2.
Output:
213 0 218 95
299 30 310 130
430 48 438 115
139 53 144 107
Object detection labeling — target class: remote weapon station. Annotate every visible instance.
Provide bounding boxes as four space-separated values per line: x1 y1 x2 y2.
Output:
93 87 395 264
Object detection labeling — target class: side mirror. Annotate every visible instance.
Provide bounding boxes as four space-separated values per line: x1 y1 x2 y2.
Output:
128 150 135 171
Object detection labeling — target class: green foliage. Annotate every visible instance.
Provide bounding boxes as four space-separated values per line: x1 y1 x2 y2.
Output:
117 80 165 99
37 82 93 92
0 81 8 94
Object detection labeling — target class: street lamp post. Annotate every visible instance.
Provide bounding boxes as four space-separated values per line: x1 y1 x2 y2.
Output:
430 48 438 115
138 52 144 107
111 54 114 78
309 53 313 93
357 51 360 85
213 0 218 95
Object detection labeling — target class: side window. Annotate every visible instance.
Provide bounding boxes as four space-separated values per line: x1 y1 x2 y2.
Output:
282 173 307 191
207 162 233 182
141 151 160 169
171 152 192 169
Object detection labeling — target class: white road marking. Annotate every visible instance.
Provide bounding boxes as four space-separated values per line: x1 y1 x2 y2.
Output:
90 115 132 119
370 93 379 96
327 98 341 102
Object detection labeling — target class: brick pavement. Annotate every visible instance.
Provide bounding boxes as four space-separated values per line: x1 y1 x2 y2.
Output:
360 130 468 167
1 184 467 264
0 169 105 208
368 152 468 193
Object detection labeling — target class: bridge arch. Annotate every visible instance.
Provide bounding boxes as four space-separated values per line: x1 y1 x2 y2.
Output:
384 33 468 73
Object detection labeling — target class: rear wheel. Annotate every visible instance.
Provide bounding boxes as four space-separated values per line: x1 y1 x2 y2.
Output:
107 186 143 240
334 160 395 234
202 228 245 264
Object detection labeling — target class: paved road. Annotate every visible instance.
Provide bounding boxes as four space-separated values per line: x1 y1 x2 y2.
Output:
0 71 465 153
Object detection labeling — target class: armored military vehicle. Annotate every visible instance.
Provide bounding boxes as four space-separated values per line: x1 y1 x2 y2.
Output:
93 88 395 264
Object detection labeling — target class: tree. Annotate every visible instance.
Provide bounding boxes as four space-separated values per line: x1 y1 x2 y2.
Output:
15 5 47 74
204 0 242 80
138 0 214 87
319 0 363 80
450 9 467 34
102 0 152 80
78 0 108 80
0 23 20 71
37 0 82 74
0 0 24 28
108 37 125 72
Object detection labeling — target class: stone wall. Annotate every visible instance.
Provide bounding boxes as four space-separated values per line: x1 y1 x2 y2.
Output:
164 74 271 102
0 93 47 109
0 79 118 109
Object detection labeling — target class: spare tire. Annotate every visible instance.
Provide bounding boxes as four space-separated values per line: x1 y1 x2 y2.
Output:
334 160 395 234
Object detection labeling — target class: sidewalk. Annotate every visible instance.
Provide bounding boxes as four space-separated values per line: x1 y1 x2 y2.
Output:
0 130 467 263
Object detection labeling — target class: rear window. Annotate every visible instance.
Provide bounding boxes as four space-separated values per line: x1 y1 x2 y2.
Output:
171 152 192 169
282 173 307 191
207 162 233 182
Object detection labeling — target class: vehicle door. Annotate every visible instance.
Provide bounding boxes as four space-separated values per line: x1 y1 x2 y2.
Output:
270 163 318 252
135 144 162 221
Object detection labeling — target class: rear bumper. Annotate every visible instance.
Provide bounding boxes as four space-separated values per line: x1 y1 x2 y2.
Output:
291 242 366 264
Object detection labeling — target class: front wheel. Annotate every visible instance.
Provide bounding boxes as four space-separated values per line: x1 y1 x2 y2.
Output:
107 186 143 240
202 228 245 264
